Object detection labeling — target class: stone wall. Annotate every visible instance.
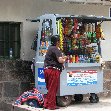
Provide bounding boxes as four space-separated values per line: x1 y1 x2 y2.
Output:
0 60 34 111
102 62 111 97
0 60 111 110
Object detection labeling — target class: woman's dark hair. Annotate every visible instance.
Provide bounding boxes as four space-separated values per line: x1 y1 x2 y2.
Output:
51 35 60 46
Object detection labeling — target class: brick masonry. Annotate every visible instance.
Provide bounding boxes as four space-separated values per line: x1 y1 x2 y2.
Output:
0 60 111 110
0 60 34 110
102 61 111 97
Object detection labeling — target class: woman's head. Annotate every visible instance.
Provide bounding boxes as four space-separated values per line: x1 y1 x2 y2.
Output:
51 35 60 46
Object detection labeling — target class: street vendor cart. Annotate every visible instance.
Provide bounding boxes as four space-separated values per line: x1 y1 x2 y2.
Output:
29 14 111 106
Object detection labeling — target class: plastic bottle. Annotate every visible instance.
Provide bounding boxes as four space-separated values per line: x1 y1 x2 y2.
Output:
72 55 75 63
95 53 100 63
9 48 13 59
75 55 79 63
90 56 94 63
79 55 82 63
69 55 72 63
85 55 89 63
81 55 84 63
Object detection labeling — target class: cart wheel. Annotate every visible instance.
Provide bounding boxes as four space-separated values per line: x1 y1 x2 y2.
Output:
74 94 83 102
89 93 99 103
56 95 72 107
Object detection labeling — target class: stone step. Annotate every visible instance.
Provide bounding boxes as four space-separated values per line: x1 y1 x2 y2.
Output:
13 105 41 111
1 102 40 111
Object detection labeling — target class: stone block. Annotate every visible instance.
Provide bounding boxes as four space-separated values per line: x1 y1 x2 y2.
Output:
103 69 111 80
105 61 111 69
5 60 15 71
15 60 32 72
1 70 33 82
98 91 110 97
0 61 5 71
0 71 18 81
3 82 19 97
2 102 14 111
19 82 31 94
0 83 3 98
103 81 111 90
15 60 22 70
21 61 32 70
3 97 17 104
0 71 5 81
3 71 18 81
3 70 24 82
106 91 111 97
0 101 3 110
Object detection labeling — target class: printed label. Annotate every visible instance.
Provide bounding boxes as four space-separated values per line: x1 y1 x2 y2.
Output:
67 70 97 86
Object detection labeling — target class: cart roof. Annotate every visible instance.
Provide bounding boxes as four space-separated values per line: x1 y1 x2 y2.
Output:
26 14 111 22
55 14 111 22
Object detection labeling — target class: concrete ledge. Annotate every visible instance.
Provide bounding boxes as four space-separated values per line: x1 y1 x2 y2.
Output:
13 105 41 111
13 105 29 111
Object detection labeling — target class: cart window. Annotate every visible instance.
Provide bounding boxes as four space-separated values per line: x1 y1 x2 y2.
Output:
39 19 52 56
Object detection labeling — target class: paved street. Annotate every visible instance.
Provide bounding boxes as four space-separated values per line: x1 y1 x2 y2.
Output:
17 97 111 111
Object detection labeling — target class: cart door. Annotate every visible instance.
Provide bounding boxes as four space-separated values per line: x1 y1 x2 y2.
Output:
35 16 56 94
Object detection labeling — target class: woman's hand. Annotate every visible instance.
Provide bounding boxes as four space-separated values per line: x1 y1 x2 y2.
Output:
63 56 67 60
58 56 67 64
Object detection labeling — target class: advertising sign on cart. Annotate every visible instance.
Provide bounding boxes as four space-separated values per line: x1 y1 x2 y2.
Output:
38 68 45 85
67 70 97 86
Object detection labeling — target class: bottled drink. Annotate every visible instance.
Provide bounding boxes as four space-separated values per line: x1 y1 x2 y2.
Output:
9 48 13 59
79 55 82 63
81 55 84 63
85 55 89 63
90 56 94 63
72 55 75 63
69 55 72 63
95 53 100 63
75 55 79 63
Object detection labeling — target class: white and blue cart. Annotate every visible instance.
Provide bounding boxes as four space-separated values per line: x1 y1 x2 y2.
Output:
28 14 111 106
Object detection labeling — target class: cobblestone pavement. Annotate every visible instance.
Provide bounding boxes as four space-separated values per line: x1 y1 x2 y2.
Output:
17 97 111 111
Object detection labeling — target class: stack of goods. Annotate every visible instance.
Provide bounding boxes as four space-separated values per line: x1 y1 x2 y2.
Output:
56 17 103 63
39 17 104 63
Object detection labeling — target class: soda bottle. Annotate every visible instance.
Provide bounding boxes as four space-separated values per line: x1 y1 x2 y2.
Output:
72 55 75 63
